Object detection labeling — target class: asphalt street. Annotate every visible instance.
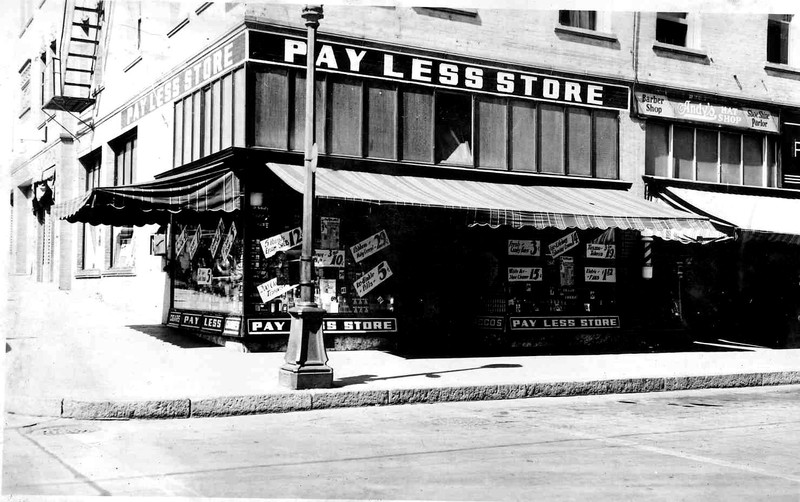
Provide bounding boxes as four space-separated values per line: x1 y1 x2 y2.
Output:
3 385 800 500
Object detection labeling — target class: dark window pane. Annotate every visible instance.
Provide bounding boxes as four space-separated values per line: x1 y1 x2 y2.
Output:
645 122 669 177
221 73 233 149
743 134 763 186
233 68 246 147
182 95 193 164
559 10 596 29
767 15 790 64
696 129 718 182
289 73 326 153
254 68 288 149
539 104 564 174
435 92 472 165
401 87 433 162
173 99 183 167
720 132 741 184
329 77 362 156
767 139 777 187
192 91 202 161
673 126 694 180
566 107 591 176
366 82 397 160
211 80 221 153
656 13 688 46
477 97 507 169
593 110 618 179
509 100 536 172
203 87 212 156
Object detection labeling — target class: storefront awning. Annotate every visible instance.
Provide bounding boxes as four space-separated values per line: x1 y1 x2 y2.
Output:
54 162 241 226
653 185 800 244
267 163 727 243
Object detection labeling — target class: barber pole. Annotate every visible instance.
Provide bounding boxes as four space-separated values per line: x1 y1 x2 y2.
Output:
642 235 653 279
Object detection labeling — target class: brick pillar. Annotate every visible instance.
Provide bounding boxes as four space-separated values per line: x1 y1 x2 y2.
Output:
57 129 76 291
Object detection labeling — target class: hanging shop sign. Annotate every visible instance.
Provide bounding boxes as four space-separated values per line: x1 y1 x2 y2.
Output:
175 226 188 255
549 231 579 258
260 227 302 259
475 316 505 331
121 32 246 128
350 230 390 263
314 249 346 268
634 92 779 133
249 30 630 111
586 243 616 259
187 226 201 259
508 239 540 257
353 261 393 297
508 267 543 282
257 278 297 303
220 222 237 262
209 219 225 258
585 266 616 283
320 217 341 249
510 315 620 330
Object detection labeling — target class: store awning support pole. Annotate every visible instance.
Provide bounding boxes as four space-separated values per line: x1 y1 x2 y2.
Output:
279 5 333 389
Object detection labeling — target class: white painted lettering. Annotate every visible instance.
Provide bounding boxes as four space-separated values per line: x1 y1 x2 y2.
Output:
543 78 559 99
439 63 459 85
316 44 338 69
496 71 515 93
284 40 307 63
520 75 537 96
156 86 164 107
411 58 433 82
345 48 367 71
212 51 223 74
564 81 581 102
202 58 212 80
223 44 233 67
184 69 193 90
465 67 483 89
383 54 404 78
172 77 181 98
587 84 603 105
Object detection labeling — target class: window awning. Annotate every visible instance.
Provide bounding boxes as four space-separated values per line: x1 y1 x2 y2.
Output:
54 162 241 226
267 163 727 243
652 185 800 244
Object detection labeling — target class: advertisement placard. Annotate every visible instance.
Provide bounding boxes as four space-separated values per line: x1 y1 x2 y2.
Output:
584 266 616 283
256 278 297 303
320 217 341 249
209 219 225 258
507 267 543 282
510 315 620 330
220 222 237 262
508 239 540 257
314 249 346 268
353 261 393 296
586 244 616 259
187 226 201 259
260 227 302 259
175 226 187 255
196 267 212 284
350 230 390 263
549 231 579 258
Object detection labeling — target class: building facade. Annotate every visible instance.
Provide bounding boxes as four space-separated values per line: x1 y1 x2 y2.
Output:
9 3 800 351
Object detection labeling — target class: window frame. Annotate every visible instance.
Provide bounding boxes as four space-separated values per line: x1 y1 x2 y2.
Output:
108 130 137 271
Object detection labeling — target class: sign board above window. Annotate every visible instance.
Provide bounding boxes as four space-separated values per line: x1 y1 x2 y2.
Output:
249 30 630 111
634 91 779 134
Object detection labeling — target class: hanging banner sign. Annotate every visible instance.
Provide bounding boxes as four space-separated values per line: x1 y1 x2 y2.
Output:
187 226 201 259
260 227 302 259
314 249 346 268
549 231 579 258
585 266 616 283
196 267 212 285
256 278 297 303
249 30 630 111
634 92 779 133
209 219 225 258
510 315 620 330
175 226 187 255
586 243 616 259
320 217 340 249
508 239 540 257
350 230 390 263
353 261 393 297
508 267 543 282
220 222 237 262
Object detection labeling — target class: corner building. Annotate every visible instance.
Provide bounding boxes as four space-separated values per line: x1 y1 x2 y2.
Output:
11 5 800 352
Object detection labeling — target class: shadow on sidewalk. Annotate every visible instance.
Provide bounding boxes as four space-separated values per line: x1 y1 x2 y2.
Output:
125 325 219 349
334 363 522 387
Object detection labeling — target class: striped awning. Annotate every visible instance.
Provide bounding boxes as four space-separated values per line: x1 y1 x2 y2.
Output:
267 163 727 243
54 162 241 226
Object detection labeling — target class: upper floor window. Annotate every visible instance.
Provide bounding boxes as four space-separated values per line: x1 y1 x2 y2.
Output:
656 12 698 48
767 14 794 65
19 60 31 118
559 10 596 30
79 151 102 271
109 131 137 269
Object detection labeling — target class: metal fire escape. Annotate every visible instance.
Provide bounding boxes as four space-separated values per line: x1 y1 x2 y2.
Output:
42 0 103 114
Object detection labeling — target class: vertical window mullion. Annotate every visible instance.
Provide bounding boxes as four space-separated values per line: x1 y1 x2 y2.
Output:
762 135 768 187
668 124 674 178
739 134 744 184
717 130 721 182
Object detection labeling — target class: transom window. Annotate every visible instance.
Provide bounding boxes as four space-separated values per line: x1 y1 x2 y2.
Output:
559 10 596 30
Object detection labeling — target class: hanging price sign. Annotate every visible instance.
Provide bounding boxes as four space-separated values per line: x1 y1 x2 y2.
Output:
260 227 302 259
350 230 390 263
585 266 616 283
196 267 212 285
508 239 540 256
549 231 580 258
314 249 346 268
209 218 225 258
586 243 616 259
187 225 201 259
256 278 297 303
220 222 237 262
353 261 393 297
508 267 543 282
175 225 187 255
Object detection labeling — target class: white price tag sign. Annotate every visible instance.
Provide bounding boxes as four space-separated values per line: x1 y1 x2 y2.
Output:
353 261 393 297
508 267 543 282
314 249 345 268
260 227 302 259
220 222 237 262
196 267 212 285
175 226 187 255
549 231 580 258
209 218 225 258
508 239 540 257
585 266 616 283
256 278 297 303
187 226 201 259
350 230 390 263
586 243 616 259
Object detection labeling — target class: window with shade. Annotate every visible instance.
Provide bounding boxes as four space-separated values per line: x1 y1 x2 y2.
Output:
559 10 596 30
109 132 137 270
767 15 796 66
79 150 102 271
645 122 779 187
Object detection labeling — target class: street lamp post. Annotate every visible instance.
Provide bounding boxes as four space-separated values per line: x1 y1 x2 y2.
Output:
278 5 333 389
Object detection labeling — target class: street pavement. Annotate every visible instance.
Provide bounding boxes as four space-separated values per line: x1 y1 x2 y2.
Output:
3 274 800 420
4 386 800 499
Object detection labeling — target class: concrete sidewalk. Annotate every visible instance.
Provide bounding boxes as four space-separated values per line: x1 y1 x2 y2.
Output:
4 275 800 420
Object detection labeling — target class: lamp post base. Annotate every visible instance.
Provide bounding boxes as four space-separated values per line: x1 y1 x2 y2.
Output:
278 303 333 389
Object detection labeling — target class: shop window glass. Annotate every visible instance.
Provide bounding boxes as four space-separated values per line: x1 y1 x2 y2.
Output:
696 129 719 182
767 14 791 65
567 107 591 176
211 80 221 153
539 104 565 174
173 99 183 167
767 139 778 187
742 134 763 186
80 152 102 270
656 12 689 47
254 67 288 149
233 68 246 147
203 87 212 155
110 133 136 269
509 100 536 172
182 95 193 164
435 92 473 165
477 97 507 169
673 126 694 180
366 82 397 160
559 10 596 30
593 110 618 179
645 122 669 177
221 73 233 149
330 77 363 156
289 72 326 153
192 91 202 161
401 87 433 162
720 132 741 184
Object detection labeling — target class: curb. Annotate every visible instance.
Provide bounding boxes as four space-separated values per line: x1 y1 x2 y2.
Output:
7 371 800 420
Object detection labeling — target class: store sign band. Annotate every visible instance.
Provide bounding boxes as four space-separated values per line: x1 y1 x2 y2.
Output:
249 30 629 111
167 309 243 337
247 317 398 335
510 316 620 330
635 92 780 133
